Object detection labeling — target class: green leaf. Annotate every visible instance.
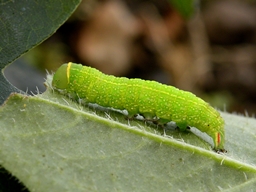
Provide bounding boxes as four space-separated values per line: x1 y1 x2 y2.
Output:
0 0 81 105
0 83 256 191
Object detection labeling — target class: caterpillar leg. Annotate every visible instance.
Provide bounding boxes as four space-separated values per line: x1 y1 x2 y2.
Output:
156 118 170 125
216 149 228 153
175 122 188 132
125 114 137 121
138 113 159 124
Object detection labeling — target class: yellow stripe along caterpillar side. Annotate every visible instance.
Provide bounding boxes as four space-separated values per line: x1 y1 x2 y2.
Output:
52 62 225 152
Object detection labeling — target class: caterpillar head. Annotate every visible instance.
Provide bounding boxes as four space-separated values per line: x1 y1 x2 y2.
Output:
52 63 69 90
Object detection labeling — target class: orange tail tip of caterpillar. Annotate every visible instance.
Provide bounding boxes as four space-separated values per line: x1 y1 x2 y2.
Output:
214 132 226 153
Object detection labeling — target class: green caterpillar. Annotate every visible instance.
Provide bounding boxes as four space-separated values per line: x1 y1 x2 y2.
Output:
52 62 225 152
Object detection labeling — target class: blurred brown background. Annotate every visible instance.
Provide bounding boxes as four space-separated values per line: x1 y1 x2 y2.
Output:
5 0 256 116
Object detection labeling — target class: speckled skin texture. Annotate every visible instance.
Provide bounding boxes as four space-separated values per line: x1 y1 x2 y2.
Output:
52 63 225 151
